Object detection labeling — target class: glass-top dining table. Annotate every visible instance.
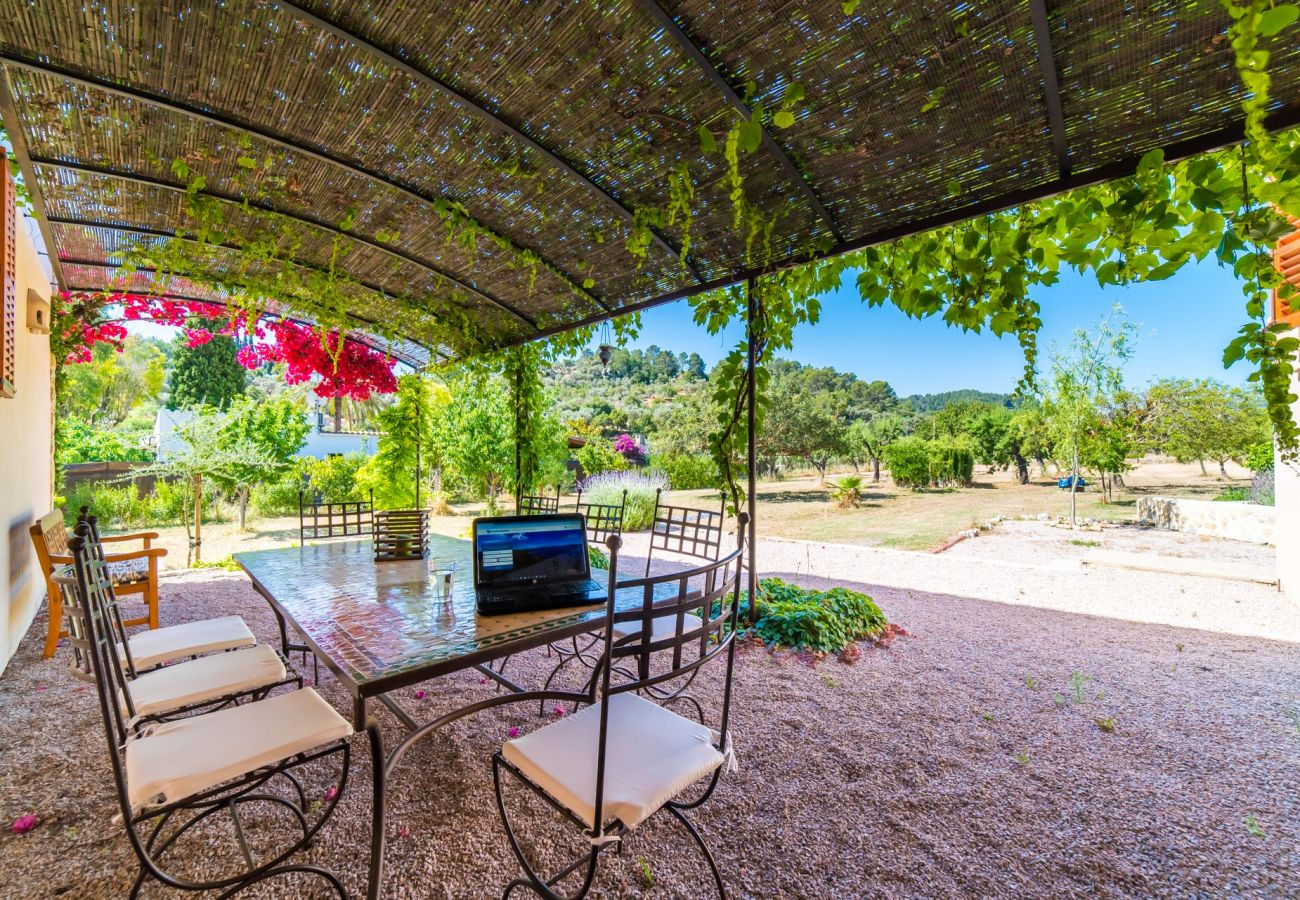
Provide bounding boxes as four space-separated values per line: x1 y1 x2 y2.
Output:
234 534 674 777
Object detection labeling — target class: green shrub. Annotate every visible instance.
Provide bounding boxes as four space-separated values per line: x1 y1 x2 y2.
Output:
652 453 719 491
1213 486 1249 502
748 577 887 654
56 418 153 466
929 438 974 487
578 469 668 531
830 474 863 508
575 438 626 478
251 463 308 518
884 437 973 488
63 480 184 530
306 453 368 502
1245 441 1274 473
884 437 930 488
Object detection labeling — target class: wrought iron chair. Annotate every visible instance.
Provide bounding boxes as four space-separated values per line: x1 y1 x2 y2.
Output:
75 513 258 673
30 508 166 658
299 489 375 542
293 492 374 680
60 523 300 727
532 489 629 699
574 488 626 544
518 486 561 516
63 530 385 899
493 517 747 899
642 489 728 577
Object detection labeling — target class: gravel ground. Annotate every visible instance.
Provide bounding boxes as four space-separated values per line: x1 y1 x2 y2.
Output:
943 520 1276 571
2 545 1299 898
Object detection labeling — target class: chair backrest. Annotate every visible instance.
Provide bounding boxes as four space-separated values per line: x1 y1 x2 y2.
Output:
299 489 374 541
574 488 626 544
644 489 728 575
29 509 70 575
75 513 141 677
588 516 747 836
518 486 560 516
63 525 140 751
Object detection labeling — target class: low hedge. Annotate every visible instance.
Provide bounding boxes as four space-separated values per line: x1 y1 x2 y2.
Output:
747 577 887 655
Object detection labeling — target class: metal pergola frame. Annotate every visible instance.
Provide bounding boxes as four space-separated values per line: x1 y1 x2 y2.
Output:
3 0 1299 618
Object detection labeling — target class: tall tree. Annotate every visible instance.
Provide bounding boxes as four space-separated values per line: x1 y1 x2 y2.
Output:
217 394 311 529
1143 378 1270 476
133 408 273 564
1042 306 1138 525
762 374 844 483
60 334 166 426
165 321 247 410
849 413 906 482
356 373 437 509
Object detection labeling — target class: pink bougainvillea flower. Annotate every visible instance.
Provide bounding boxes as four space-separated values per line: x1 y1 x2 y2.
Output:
508 726 520 739
414 690 426 700
552 706 566 718
323 786 338 803
397 825 411 839
11 814 38 834
183 327 215 349
302 677 313 688
479 678 488 685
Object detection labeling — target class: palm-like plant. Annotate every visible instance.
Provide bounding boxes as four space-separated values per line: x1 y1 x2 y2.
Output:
830 474 864 509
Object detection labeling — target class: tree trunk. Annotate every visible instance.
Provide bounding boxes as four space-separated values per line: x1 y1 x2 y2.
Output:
193 473 203 565
1113 472 1126 489
1013 452 1029 485
812 459 827 485
333 395 342 432
871 455 881 483
1070 444 1078 528
1035 455 1048 477
1199 458 1207 476
1219 458 1229 477
238 485 249 531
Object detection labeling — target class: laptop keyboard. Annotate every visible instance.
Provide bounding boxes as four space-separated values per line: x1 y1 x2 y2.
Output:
478 579 605 613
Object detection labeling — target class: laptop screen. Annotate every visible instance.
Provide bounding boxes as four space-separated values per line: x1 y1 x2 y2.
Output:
475 516 588 588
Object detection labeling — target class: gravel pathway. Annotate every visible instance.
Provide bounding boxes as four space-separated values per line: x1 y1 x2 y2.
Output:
1 546 1298 898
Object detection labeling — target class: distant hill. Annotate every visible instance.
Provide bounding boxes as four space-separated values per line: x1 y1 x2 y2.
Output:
904 389 1015 412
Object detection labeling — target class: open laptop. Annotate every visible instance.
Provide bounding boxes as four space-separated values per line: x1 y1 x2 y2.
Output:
473 513 608 615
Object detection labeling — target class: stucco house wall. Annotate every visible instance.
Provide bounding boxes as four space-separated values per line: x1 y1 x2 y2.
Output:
0 220 54 672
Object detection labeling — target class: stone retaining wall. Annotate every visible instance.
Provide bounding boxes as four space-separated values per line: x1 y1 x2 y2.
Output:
1137 496 1275 545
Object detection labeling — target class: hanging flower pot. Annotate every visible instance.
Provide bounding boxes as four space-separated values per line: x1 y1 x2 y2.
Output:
598 343 613 367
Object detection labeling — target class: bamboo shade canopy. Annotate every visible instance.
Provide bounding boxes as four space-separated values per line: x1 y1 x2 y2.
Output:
2 0 1300 366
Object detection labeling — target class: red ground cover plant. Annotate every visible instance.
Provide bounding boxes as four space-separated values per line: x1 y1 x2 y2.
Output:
58 291 399 399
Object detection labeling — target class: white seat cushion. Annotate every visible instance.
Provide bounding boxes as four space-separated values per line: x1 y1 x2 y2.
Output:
125 688 352 812
125 644 288 717
502 692 725 830
611 612 702 644
123 616 256 669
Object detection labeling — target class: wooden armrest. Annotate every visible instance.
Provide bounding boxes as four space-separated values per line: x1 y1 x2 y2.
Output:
103 548 168 563
46 554 74 565
100 531 160 542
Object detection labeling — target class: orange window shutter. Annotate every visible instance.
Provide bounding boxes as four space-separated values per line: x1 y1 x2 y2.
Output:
0 148 15 398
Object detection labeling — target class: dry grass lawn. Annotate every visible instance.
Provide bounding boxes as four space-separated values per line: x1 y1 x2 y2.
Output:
674 458 1254 551
126 458 1255 565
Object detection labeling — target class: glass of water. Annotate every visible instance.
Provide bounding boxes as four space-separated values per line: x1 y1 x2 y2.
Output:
430 559 456 603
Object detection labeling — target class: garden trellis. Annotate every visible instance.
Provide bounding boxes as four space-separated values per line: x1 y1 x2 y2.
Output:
1 0 1297 363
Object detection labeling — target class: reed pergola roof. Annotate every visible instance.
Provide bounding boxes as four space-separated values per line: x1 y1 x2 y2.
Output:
2 0 1299 366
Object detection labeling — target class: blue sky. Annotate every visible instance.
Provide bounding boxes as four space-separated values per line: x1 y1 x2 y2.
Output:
613 257 1253 396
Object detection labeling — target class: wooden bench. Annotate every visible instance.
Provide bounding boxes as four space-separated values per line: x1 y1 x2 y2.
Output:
30 510 166 659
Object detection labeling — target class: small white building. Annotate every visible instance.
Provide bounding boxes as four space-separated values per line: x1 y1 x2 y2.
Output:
155 407 376 461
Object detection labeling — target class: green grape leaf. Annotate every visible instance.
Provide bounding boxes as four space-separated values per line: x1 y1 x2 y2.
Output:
698 124 717 154
1258 4 1299 36
773 110 796 129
